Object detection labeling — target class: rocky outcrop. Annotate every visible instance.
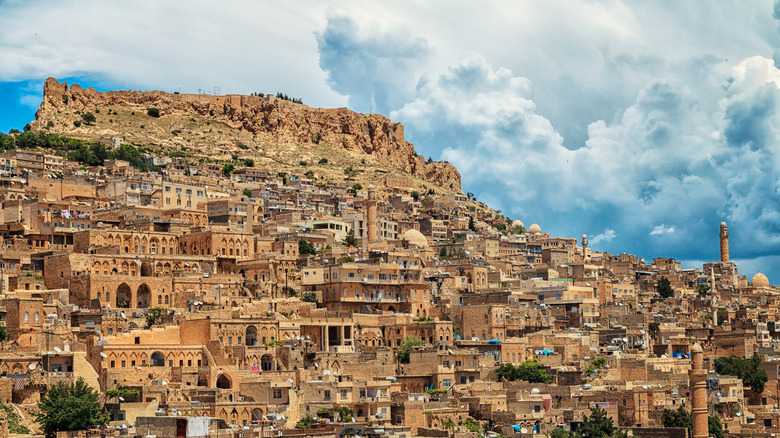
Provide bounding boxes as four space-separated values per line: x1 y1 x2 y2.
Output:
34 78 461 191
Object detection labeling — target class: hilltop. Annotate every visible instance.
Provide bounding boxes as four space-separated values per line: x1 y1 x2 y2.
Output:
30 78 461 194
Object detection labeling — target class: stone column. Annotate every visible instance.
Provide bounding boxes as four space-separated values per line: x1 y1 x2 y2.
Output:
689 343 708 438
719 222 729 262
367 185 378 242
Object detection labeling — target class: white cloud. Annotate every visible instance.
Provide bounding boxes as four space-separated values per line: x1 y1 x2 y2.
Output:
650 225 675 236
590 229 617 245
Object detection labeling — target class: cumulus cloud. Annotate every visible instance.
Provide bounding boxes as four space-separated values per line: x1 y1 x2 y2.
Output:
393 53 780 276
315 15 432 114
650 225 675 236
590 229 617 246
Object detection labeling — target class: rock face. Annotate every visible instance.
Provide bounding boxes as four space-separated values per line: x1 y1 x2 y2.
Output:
34 78 461 191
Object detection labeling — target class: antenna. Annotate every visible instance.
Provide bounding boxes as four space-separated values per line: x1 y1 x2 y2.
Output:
213 86 221 96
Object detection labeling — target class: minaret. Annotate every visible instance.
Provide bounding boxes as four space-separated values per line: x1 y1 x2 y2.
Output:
367 185 378 242
719 222 729 262
689 343 708 438
582 234 588 262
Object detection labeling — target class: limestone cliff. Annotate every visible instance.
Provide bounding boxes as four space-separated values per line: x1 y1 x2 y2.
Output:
33 78 461 192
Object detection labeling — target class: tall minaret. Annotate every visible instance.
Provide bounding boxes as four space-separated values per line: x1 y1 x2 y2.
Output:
719 221 729 262
582 234 589 262
689 343 708 438
367 185 378 242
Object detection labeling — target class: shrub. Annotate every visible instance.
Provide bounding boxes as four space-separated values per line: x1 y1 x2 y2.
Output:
146 107 160 118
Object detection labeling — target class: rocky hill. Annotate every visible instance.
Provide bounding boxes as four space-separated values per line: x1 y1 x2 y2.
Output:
31 78 461 193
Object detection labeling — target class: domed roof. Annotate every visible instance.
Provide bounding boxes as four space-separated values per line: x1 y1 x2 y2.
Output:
512 220 524 228
752 272 770 288
721 221 727 227
529 223 541 234
401 229 429 248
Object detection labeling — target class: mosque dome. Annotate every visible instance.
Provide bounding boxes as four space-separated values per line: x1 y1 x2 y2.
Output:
752 272 770 288
512 220 524 228
401 229 430 248
529 223 542 234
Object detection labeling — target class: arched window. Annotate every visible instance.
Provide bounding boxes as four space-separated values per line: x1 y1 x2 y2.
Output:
158 295 163 305
24 312 28 323
164 295 169 305
35 312 39 324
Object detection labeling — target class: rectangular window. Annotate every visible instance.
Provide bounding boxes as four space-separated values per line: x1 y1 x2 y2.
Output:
273 389 282 399
442 379 452 388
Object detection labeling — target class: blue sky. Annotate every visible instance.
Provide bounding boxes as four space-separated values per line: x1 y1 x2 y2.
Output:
2 0 780 282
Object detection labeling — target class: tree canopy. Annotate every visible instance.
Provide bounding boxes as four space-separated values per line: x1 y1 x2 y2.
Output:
495 359 553 384
656 276 674 298
34 378 108 435
298 239 317 256
397 335 424 364
714 354 768 394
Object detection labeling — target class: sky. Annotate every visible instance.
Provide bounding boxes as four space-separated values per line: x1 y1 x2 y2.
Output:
2 0 780 282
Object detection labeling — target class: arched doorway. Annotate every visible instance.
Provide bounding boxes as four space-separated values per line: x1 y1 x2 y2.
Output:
261 354 273 372
252 408 264 421
216 374 231 389
137 284 151 308
246 326 258 346
151 352 165 367
116 283 132 308
140 261 153 277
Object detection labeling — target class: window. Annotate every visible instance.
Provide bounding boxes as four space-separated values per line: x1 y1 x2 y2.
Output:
24 312 28 323
442 379 452 388
121 360 126 367
341 390 348 399
273 389 282 399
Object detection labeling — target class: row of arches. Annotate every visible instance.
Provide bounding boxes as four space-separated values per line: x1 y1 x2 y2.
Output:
98 233 179 255
91 260 201 277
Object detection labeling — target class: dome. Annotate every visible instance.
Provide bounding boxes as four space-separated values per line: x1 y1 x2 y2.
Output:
691 343 703 353
721 221 727 227
401 229 429 248
752 272 770 288
512 220 524 228
529 223 541 234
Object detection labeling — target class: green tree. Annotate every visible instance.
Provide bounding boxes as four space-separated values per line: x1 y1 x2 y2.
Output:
81 112 96 125
318 158 328 164
242 188 252 197
0 325 6 342
34 378 109 436
344 165 358 180
662 406 691 432
696 284 711 297
302 292 319 304
221 163 235 177
298 239 317 256
656 276 674 298
714 354 768 394
305 170 314 179
577 406 626 438
397 335 424 364
708 415 724 438
495 360 553 384
295 414 313 429
468 216 476 232
410 190 419 201
343 228 358 247
242 158 254 167
146 107 160 118
438 247 448 259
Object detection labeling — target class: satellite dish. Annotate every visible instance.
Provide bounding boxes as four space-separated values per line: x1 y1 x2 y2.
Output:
323 370 330 375
100 352 108 358
306 335 310 340
28 363 36 370
314 363 319 368
119 397 125 402
120 311 126 318
288 378 294 384
521 428 528 434
54 347 62 353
